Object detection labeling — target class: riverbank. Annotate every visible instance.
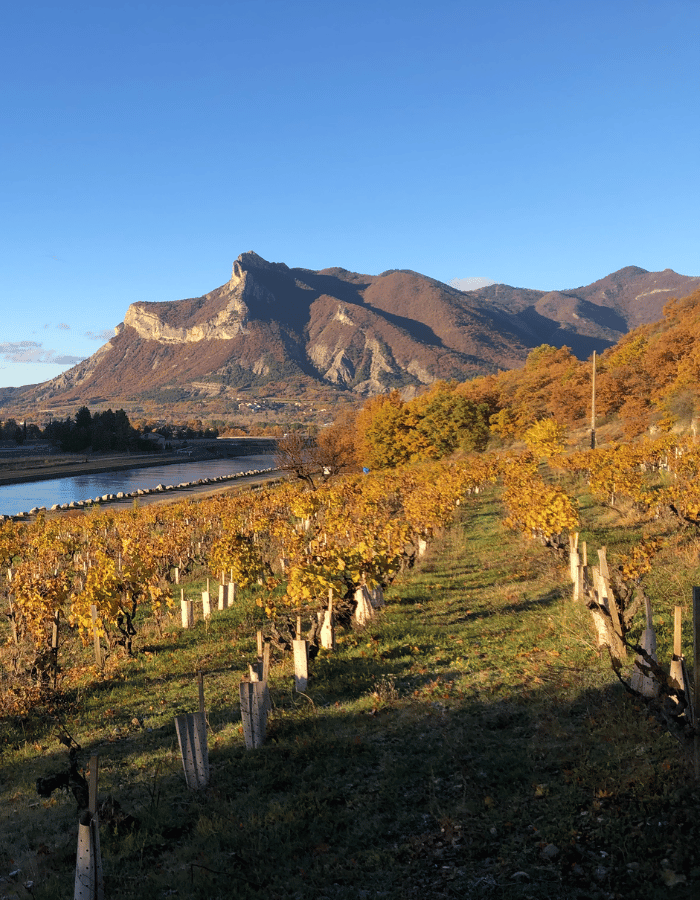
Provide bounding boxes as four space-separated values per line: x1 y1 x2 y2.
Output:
0 437 278 487
121 469 287 510
1 463 284 521
34 469 286 520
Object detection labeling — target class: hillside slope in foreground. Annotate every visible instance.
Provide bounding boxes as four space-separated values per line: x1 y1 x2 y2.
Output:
0 487 698 899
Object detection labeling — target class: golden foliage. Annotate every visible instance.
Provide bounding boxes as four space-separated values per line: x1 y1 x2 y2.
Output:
524 418 568 458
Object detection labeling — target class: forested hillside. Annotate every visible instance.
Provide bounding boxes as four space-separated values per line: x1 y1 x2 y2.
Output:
456 286 700 441
347 286 700 469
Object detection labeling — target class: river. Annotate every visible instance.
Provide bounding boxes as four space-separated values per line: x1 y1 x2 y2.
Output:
0 454 277 516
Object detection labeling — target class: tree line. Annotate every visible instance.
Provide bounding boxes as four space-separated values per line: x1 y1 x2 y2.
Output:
43 407 138 453
0 419 40 445
1 408 224 454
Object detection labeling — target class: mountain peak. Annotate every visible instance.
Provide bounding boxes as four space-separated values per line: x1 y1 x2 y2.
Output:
612 265 649 278
234 251 291 278
237 250 270 269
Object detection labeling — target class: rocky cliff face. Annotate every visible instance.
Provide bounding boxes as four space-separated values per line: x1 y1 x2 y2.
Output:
4 253 700 415
122 253 270 342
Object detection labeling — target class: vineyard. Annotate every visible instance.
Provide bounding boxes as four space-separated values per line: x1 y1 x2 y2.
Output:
2 435 700 898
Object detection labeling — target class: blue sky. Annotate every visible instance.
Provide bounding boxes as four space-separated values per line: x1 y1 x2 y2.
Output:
1 0 698 389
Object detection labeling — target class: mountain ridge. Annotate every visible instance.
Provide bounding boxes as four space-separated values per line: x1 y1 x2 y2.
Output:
1 255 699 419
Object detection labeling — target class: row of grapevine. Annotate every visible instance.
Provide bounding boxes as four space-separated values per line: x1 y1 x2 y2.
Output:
7 430 700 705
498 451 579 549
0 459 497 693
561 434 700 524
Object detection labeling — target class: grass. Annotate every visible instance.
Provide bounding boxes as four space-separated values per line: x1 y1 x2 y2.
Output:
2 486 700 898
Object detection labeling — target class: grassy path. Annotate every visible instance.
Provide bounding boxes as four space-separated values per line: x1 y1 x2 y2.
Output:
0 490 698 898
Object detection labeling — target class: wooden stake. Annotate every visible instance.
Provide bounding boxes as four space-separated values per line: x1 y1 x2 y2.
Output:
569 547 580 595
51 610 60 689
90 606 103 670
262 641 271 683
598 547 625 655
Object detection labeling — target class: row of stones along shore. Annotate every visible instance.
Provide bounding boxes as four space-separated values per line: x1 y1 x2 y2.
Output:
0 468 276 522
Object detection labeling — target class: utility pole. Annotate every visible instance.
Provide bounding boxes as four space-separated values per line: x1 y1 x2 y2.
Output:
590 350 597 450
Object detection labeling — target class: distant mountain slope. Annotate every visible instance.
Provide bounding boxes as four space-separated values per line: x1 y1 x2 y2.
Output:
470 265 700 359
2 253 699 417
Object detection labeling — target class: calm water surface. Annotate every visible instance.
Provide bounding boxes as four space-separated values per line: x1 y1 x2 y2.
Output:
0 454 276 516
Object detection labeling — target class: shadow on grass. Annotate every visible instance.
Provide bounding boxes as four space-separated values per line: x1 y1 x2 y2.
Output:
451 587 568 624
91 677 694 900
4 657 700 900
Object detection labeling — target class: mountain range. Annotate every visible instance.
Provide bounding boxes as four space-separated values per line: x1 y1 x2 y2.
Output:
2 252 699 418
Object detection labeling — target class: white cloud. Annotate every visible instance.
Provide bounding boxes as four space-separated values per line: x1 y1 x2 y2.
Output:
0 342 40 352
0 341 84 365
57 323 70 330
85 329 114 341
449 277 496 291
0 341 45 362
53 355 85 365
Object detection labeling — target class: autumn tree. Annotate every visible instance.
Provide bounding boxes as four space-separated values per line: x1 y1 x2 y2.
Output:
313 412 358 478
355 392 410 469
524 418 568 458
0 419 24 444
275 433 318 489
408 382 490 458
